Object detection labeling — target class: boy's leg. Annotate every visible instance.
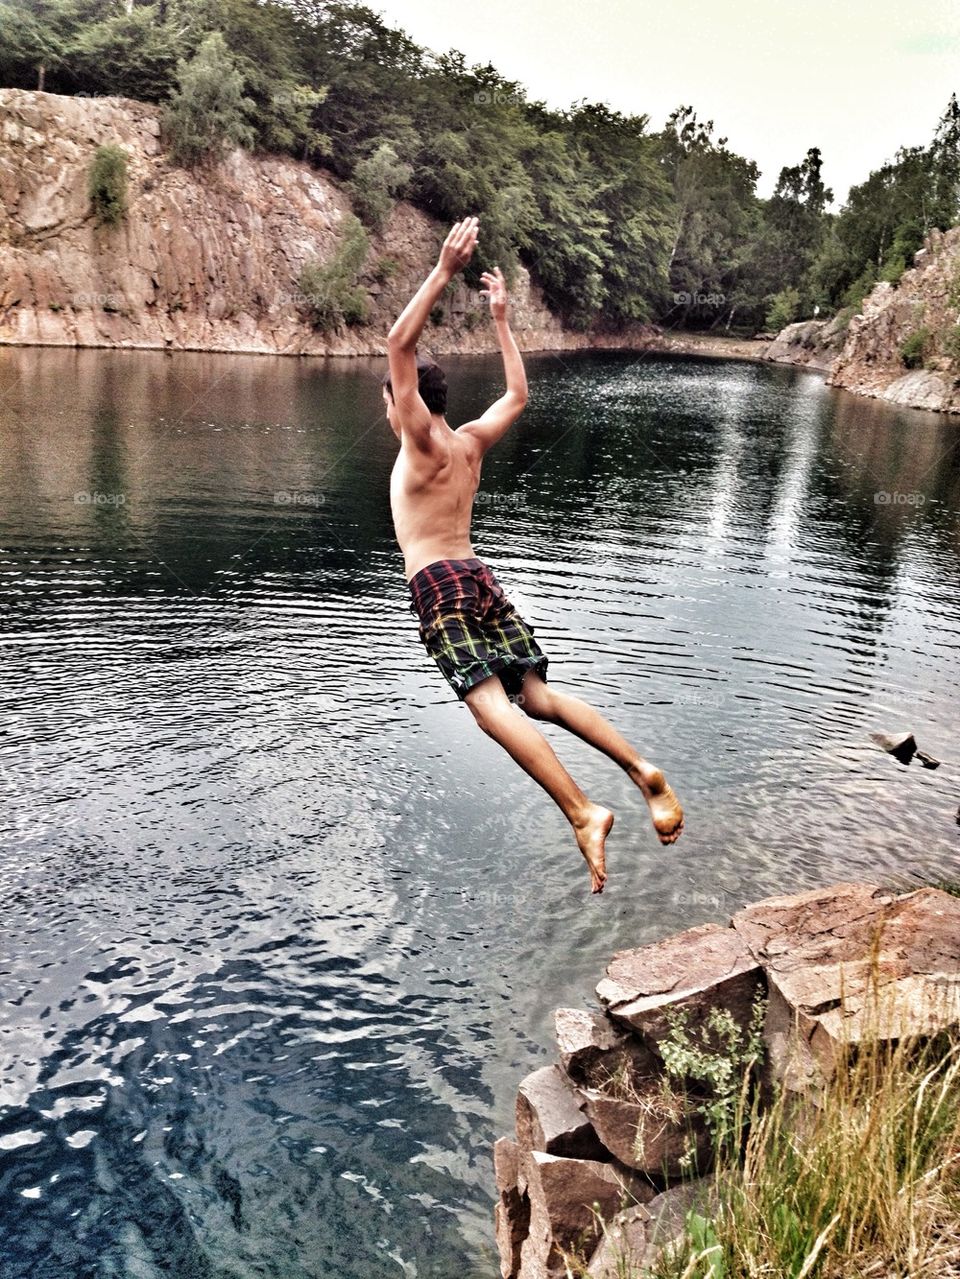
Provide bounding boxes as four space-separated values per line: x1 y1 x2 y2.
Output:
463 674 613 893
519 672 684 844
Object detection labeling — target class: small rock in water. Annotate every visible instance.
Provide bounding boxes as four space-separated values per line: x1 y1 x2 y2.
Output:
869 730 941 768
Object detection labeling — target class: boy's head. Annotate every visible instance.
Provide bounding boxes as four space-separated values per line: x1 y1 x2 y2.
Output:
382 354 447 436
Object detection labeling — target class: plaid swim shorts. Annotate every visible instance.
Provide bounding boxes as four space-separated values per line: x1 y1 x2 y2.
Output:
407 557 549 701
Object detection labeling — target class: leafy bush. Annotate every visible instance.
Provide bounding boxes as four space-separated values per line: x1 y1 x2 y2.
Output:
900 325 932 368
88 144 128 226
764 286 801 334
659 995 766 1159
298 214 370 331
346 141 413 232
162 32 254 168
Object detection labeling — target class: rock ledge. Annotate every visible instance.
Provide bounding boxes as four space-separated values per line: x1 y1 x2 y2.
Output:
493 879 960 1278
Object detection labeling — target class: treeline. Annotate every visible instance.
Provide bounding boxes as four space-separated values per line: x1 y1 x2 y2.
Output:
2 0 959 334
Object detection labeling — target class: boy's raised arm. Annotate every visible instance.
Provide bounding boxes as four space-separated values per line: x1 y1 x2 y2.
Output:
387 217 479 445
460 267 528 453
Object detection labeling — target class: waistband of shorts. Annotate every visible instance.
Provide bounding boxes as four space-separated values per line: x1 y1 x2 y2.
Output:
409 557 490 616
407 557 485 596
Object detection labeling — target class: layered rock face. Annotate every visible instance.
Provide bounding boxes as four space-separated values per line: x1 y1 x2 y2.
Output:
494 880 960 1278
828 226 960 412
0 88 657 357
763 226 960 414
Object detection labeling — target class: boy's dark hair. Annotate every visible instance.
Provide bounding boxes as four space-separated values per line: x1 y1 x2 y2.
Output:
382 354 447 415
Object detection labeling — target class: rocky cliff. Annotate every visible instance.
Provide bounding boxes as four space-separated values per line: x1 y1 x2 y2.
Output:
828 225 960 412
0 88 657 357
763 226 960 415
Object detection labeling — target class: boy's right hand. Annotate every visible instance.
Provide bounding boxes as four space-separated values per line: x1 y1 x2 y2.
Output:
437 217 479 277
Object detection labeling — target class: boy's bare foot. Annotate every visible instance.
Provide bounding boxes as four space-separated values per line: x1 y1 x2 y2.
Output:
573 803 614 894
627 761 684 844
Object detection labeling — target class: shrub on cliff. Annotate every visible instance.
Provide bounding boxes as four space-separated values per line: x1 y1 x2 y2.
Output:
345 141 413 232
87 144 128 227
900 325 932 369
298 215 371 331
162 32 254 168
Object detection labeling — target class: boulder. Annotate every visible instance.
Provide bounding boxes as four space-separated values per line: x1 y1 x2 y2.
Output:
585 1204 651 1276
587 1178 713 1276
515 1064 608 1161
868 730 939 768
596 923 764 1053
554 1007 659 1089
645 1178 712 1247
494 1137 530 1279
881 370 950 411
579 1083 711 1179
762 318 843 372
734 883 960 1075
517 1152 637 1279
760 977 828 1097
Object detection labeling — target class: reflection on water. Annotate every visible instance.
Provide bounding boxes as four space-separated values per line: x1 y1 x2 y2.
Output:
1 347 959 1278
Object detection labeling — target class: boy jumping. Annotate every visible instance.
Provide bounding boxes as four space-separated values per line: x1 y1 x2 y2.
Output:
383 216 684 893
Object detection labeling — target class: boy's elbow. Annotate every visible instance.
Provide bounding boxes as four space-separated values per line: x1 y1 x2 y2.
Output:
387 325 413 349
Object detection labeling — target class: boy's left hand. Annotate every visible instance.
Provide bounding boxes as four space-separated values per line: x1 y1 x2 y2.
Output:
480 267 508 321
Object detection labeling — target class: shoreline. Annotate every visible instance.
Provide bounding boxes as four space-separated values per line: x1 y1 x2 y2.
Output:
0 331 779 362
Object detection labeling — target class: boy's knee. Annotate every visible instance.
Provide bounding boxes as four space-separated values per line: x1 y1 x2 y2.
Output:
522 686 558 721
466 690 498 733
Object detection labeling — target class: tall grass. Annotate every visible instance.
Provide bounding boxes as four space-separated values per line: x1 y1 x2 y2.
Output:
651 1030 960 1278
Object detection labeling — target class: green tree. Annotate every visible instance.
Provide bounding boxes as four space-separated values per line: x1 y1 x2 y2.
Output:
655 105 761 328
70 4 179 102
0 0 82 91
765 286 801 332
346 140 412 230
162 30 254 166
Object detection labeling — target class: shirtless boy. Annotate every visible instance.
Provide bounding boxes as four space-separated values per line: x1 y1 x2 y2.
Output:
383 216 684 893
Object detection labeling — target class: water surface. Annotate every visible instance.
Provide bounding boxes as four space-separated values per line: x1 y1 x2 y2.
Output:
1 346 958 1277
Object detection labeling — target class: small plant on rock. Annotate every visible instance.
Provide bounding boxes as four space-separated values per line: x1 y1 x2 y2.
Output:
298 215 371 332
900 325 932 369
658 993 767 1159
88 144 128 226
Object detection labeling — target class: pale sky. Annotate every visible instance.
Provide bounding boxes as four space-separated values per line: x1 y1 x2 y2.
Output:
367 0 960 204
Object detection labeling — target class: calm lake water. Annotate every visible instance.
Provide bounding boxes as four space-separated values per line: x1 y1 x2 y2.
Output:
1 346 958 1278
